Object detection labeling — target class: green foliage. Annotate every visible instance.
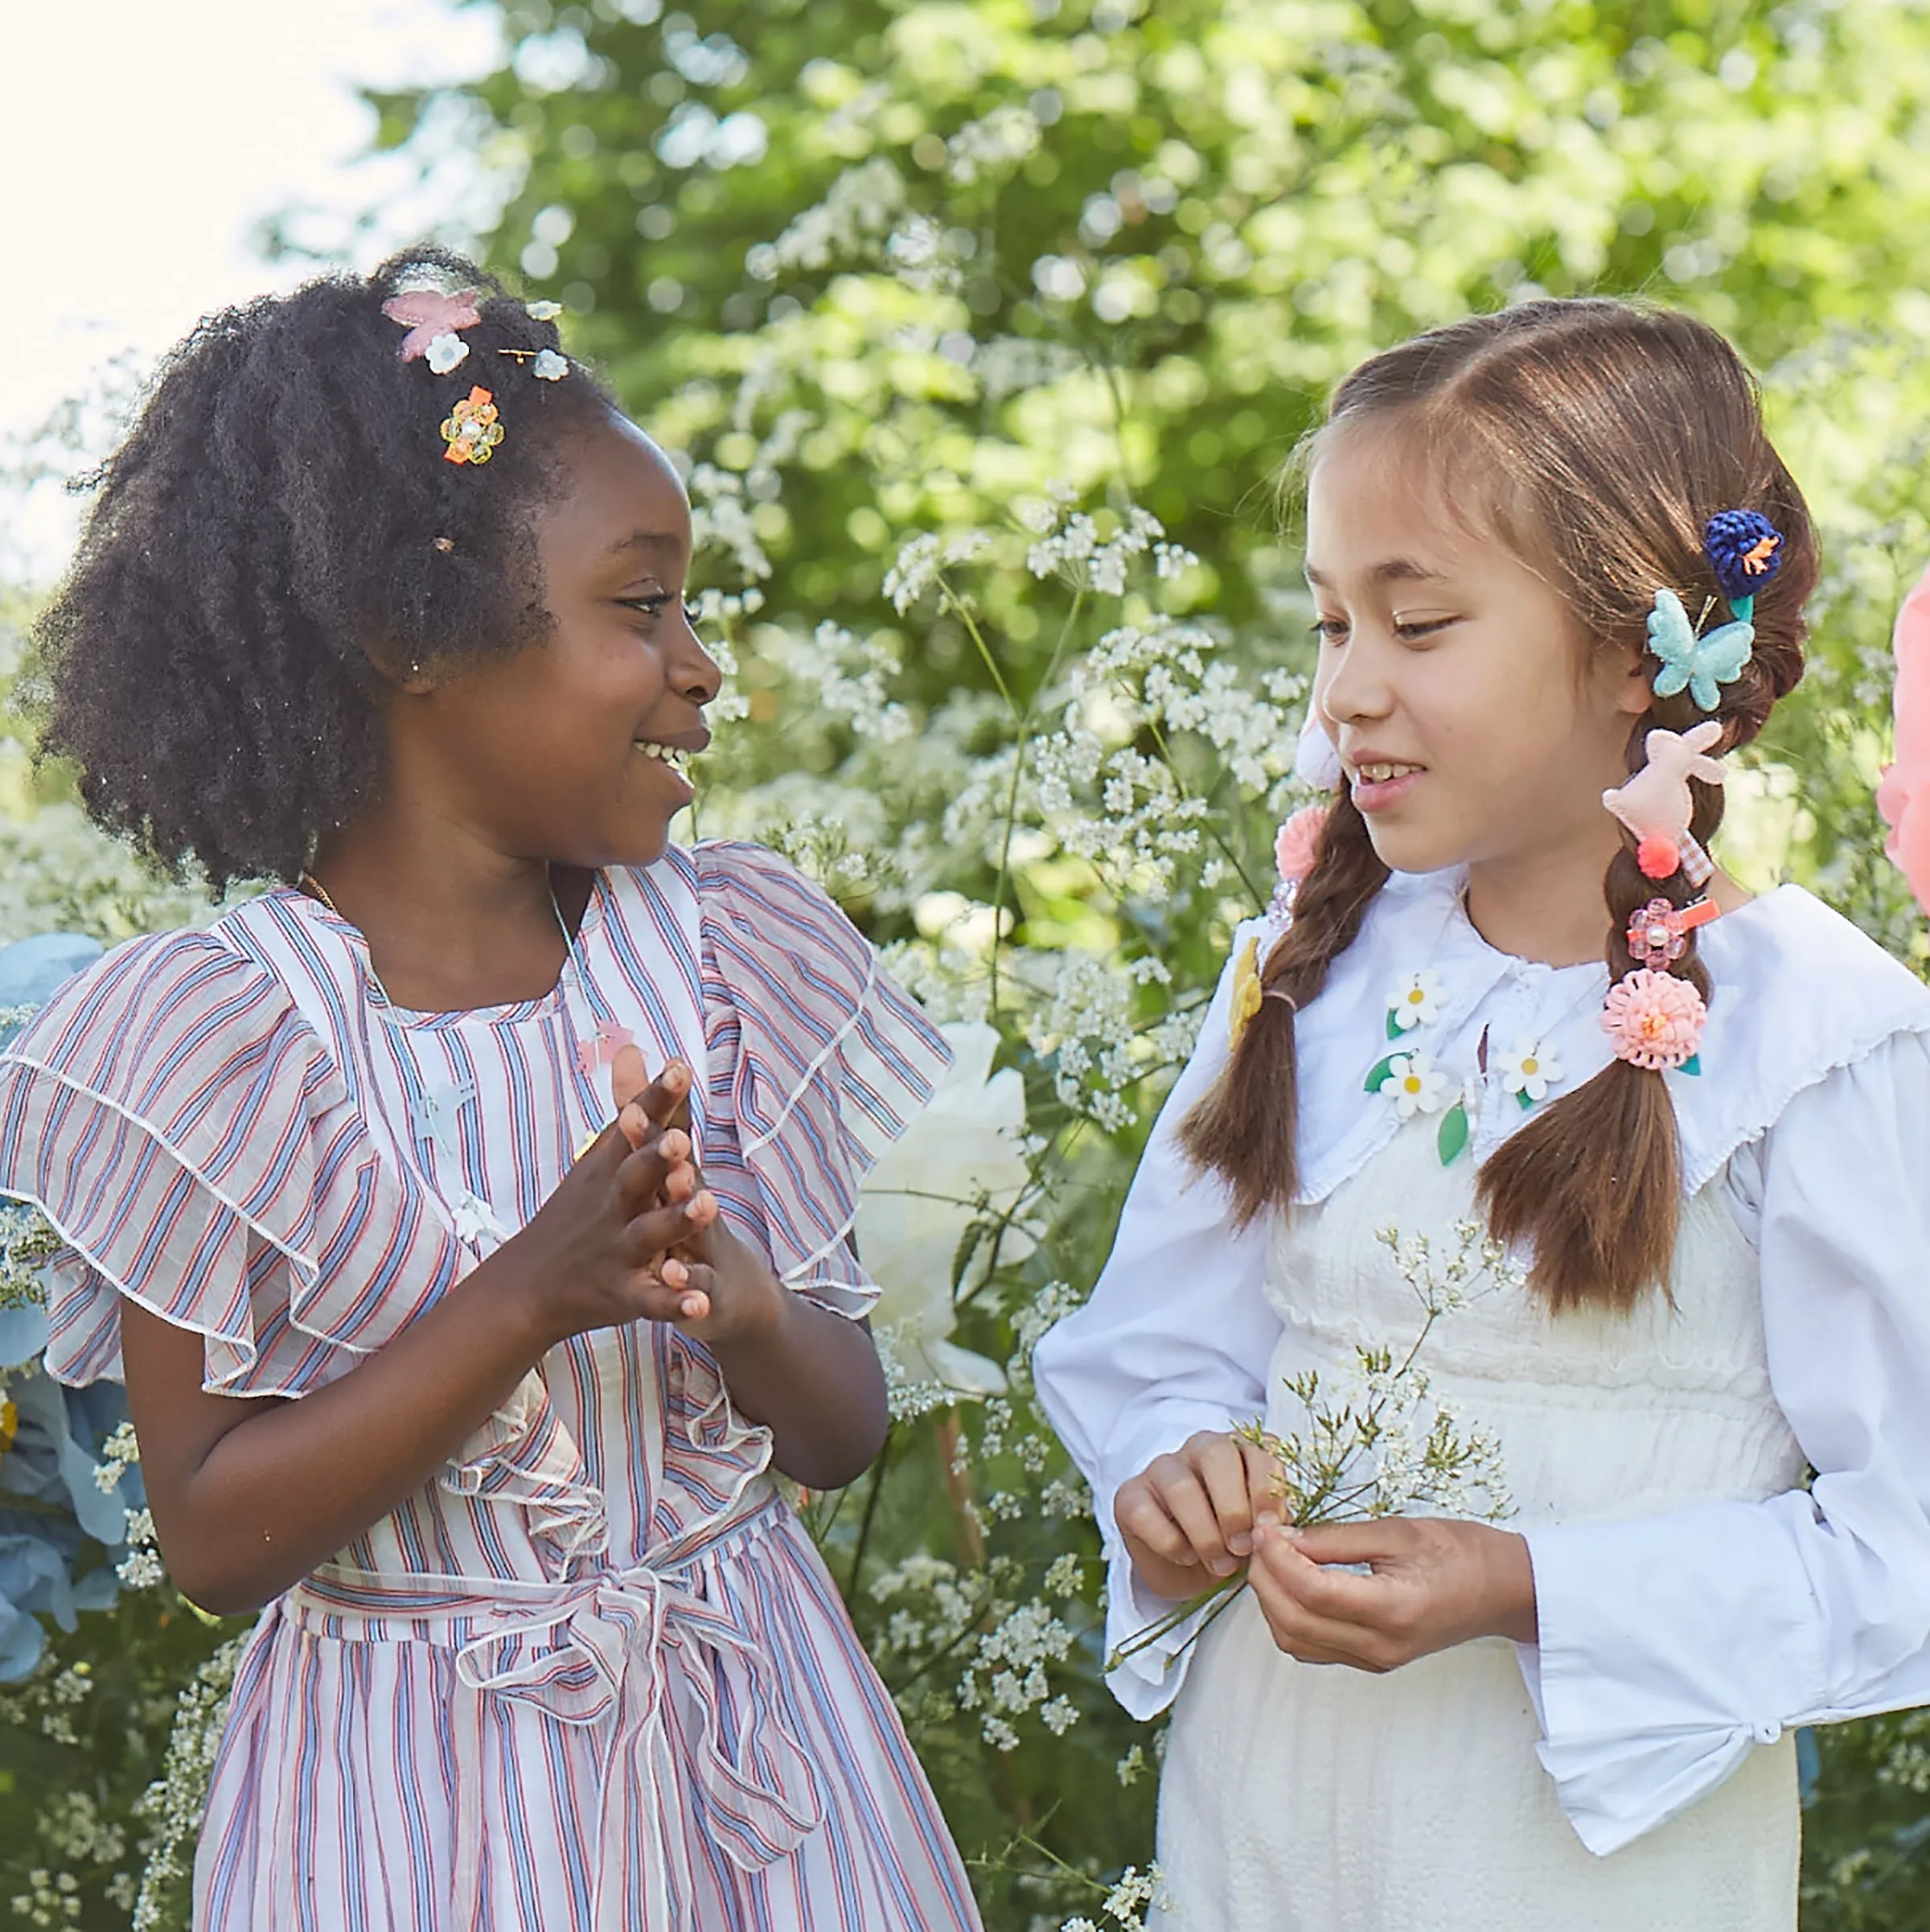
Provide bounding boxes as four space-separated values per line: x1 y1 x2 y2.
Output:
2 1 1928 1926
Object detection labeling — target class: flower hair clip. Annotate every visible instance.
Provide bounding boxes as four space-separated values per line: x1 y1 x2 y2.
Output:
1625 894 1721 969
441 387 504 467
1603 721 1726 883
497 347 571 382
1603 968 1706 1074
1702 508 1784 623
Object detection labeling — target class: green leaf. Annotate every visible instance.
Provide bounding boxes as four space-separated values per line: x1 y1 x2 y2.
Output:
1678 1054 1702 1077
1436 1101 1470 1165
1517 1087 1536 1112
1363 1054 1397 1094
1386 1007 1405 1040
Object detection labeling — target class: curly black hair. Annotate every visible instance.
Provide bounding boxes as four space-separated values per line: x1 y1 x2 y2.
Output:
35 248 619 890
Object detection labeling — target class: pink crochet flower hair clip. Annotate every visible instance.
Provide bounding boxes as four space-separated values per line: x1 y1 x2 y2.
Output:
1274 804 1330 885
1602 968 1706 1072
1877 564 1930 917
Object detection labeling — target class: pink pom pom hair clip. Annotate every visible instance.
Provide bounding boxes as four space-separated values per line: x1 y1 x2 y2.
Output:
1877 563 1930 918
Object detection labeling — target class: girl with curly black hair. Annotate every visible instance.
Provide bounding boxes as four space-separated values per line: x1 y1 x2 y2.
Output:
0 252 983 1932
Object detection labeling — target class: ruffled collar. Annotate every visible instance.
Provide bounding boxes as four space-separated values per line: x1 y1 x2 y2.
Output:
1271 869 1930 1206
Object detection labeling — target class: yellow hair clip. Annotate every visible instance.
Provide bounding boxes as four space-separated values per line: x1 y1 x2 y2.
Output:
441 386 504 466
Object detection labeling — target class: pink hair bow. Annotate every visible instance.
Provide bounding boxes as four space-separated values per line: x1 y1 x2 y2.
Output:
381 288 484 362
1877 564 1930 917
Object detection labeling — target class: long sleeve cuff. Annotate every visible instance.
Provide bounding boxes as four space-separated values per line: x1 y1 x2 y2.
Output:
1095 1400 1256 1719
1521 1495 1829 1854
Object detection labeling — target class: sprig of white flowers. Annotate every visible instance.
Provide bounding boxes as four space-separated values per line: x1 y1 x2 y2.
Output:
1111 1219 1520 1671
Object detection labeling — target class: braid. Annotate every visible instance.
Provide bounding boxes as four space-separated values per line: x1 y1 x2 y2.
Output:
1179 787 1389 1227
1477 652 1790 1310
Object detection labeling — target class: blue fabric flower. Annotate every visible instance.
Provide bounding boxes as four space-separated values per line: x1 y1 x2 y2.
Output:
0 1367 137 1680
0 929 131 1679
1702 509 1785 608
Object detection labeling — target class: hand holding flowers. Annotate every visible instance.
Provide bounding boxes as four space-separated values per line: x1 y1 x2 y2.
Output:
1110 1220 1521 1677
1245 1515 1538 1671
1113 1429 1287 1606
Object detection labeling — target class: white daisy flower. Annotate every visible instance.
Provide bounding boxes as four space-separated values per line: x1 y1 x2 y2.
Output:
1498 1036 1563 1103
524 298 564 321
1386 968 1447 1031
1380 1050 1448 1118
425 331 470 373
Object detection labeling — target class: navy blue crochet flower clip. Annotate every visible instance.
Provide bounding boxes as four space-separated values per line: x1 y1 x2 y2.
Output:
1702 509 1784 618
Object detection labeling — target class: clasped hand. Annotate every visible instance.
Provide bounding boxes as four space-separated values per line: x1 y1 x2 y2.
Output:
1114 1429 1538 1673
499 1043 784 1352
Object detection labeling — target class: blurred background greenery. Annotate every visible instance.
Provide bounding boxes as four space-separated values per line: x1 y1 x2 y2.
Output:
2 2 1928 1925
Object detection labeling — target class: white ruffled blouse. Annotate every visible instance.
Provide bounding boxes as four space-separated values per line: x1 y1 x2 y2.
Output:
1032 866 1930 1857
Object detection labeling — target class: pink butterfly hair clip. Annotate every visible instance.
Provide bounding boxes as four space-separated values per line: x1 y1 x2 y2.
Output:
1877 564 1930 917
381 288 484 364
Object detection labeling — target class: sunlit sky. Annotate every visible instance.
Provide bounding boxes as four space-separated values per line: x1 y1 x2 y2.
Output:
1 0 501 583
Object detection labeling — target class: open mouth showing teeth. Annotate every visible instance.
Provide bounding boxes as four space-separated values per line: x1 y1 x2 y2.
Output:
634 742 693 779
1355 762 1423 783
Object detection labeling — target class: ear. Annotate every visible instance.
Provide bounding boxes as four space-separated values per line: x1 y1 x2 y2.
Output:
1610 644 1656 720
367 636 437 695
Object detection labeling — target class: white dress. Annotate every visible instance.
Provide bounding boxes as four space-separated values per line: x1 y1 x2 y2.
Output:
1157 1126 1803 1930
1033 867 1930 1932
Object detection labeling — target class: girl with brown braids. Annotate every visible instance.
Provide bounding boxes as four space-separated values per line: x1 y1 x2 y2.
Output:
1033 300 1930 1931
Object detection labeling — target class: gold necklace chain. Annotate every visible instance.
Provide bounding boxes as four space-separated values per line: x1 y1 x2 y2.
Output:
298 870 343 918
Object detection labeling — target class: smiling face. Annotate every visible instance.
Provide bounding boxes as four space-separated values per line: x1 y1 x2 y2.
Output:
389 409 720 870
1304 421 1650 878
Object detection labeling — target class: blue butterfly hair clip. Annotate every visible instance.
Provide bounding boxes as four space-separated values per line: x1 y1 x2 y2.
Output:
1645 510 1784 711
1646 588 1754 712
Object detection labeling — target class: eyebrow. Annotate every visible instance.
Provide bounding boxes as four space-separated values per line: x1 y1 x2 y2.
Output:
603 532 682 559
1304 557 1448 588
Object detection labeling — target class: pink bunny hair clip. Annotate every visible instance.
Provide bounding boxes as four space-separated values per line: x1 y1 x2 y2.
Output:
1603 721 1727 885
1877 564 1930 917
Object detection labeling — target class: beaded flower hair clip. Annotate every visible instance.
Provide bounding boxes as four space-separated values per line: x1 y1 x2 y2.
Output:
380 290 573 468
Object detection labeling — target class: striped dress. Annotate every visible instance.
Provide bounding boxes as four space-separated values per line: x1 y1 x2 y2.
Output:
0 841 983 1932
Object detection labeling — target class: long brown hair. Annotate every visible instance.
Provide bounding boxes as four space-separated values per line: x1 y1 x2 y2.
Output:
1181 300 1814 1310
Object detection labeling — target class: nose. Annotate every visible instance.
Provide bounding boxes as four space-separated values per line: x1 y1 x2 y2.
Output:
1317 629 1393 730
674 607 724 709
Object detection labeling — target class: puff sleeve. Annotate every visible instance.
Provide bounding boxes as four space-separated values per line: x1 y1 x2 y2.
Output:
693 841 954 1317
0 929 452 1397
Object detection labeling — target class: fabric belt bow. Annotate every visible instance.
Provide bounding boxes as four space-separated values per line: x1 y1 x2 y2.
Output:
294 1502 823 1932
